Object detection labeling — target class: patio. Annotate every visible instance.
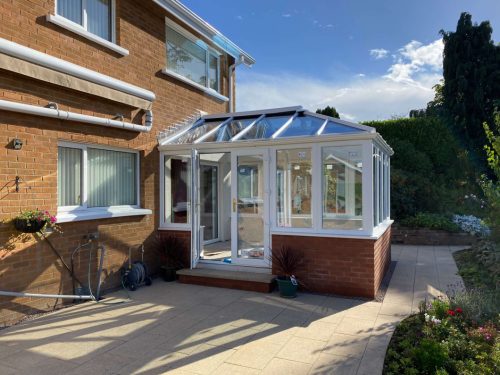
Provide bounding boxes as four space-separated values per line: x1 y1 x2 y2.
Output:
0 245 465 375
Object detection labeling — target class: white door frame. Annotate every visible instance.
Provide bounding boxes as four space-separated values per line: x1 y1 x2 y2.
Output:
199 161 220 246
230 148 271 268
190 148 201 269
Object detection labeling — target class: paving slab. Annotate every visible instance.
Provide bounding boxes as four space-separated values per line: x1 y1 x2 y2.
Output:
0 245 465 375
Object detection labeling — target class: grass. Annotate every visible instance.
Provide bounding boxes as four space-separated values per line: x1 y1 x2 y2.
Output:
453 245 499 291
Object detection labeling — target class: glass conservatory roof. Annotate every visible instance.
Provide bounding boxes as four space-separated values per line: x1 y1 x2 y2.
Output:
162 106 375 145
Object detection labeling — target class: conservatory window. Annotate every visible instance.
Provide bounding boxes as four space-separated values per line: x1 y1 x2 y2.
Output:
166 22 220 92
276 148 313 228
164 155 191 224
58 144 138 209
322 146 363 230
57 0 113 41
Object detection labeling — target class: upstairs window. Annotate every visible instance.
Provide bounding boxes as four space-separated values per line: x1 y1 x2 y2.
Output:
166 22 220 92
57 0 113 41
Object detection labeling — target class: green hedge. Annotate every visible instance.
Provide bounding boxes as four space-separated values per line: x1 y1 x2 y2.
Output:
364 117 478 220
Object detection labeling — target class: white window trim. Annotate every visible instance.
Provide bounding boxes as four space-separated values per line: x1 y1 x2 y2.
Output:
163 18 228 101
56 141 148 223
269 140 373 237
49 0 128 56
159 151 192 230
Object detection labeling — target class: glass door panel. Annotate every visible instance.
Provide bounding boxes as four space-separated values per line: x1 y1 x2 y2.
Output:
200 164 218 242
231 150 269 267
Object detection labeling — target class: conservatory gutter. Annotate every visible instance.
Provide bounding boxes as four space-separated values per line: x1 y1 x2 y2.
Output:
159 132 390 152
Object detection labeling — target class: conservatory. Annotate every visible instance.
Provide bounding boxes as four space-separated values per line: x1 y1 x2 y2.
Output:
158 106 393 298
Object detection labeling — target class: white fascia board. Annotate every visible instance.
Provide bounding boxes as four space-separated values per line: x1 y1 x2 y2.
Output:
153 0 255 66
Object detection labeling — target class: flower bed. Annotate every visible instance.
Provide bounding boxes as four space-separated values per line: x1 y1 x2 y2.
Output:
384 292 499 374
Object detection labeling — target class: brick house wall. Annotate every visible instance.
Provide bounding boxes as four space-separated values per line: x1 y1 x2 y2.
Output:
272 227 392 299
0 0 233 326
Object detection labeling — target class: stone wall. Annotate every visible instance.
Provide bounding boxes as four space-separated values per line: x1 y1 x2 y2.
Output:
391 226 476 246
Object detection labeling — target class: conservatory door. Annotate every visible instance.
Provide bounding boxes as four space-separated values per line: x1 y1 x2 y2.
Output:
231 149 270 267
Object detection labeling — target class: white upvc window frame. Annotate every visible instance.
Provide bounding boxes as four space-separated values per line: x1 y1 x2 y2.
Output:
50 0 128 56
57 141 141 214
159 150 192 230
163 18 224 99
270 140 374 237
272 145 314 230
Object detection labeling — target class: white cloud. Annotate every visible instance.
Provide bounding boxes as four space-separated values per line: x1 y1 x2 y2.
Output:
282 13 292 18
236 39 444 121
370 48 389 60
236 15 243 20
385 39 443 84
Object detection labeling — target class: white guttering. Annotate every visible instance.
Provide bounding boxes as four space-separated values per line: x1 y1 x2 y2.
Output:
153 0 255 66
229 55 245 112
0 99 153 133
0 38 155 102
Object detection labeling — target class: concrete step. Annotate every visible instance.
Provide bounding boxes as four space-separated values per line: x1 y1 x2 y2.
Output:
177 268 276 293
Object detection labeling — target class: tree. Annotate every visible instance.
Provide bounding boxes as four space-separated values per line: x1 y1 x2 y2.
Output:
440 12 500 155
316 106 339 118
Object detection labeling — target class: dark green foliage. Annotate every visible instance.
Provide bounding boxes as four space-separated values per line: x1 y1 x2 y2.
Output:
414 339 449 374
400 213 460 232
364 117 477 219
440 12 500 157
315 106 339 118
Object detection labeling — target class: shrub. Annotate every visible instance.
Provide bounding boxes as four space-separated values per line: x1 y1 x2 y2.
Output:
447 288 499 325
365 117 479 220
414 339 449 374
452 214 491 237
400 213 460 232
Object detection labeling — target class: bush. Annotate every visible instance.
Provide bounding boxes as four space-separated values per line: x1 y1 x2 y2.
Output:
365 117 480 220
400 213 460 232
414 339 449 374
452 215 491 237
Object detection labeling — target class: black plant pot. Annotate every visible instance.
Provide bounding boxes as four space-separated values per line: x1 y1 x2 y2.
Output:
161 266 177 282
14 218 46 233
276 277 298 298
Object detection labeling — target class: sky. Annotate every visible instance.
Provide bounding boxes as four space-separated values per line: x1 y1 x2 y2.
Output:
182 0 500 121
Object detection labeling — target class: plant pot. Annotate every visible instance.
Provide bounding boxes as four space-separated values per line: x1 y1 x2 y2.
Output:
276 277 298 298
13 218 46 233
161 266 177 282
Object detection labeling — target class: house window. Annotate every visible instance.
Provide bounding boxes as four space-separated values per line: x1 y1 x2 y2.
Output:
276 148 312 228
322 145 363 230
57 0 113 41
57 144 138 210
166 23 220 92
164 155 191 224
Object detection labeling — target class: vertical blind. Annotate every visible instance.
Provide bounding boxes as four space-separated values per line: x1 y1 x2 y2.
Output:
57 0 111 41
88 148 136 207
58 147 82 207
57 0 83 25
87 0 111 41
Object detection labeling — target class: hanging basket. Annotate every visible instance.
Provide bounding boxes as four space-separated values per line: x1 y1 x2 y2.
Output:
13 218 47 233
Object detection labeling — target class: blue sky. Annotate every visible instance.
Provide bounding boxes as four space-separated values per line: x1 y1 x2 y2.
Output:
182 0 500 121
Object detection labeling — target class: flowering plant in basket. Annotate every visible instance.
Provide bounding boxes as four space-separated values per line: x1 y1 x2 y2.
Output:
13 209 57 233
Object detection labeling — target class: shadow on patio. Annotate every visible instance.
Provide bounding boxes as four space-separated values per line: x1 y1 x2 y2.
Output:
0 245 466 375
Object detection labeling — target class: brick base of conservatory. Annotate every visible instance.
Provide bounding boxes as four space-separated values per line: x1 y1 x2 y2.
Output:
272 226 392 299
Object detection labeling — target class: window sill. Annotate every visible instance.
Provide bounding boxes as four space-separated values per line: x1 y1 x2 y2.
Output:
56 207 152 223
46 14 129 56
161 68 229 102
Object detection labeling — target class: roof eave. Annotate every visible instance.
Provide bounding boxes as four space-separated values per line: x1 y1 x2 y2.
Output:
153 0 255 66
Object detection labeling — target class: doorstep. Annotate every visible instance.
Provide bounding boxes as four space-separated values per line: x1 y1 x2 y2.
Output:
176 268 276 293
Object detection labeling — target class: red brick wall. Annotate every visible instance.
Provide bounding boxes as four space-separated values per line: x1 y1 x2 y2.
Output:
0 0 232 326
272 227 392 299
156 229 191 269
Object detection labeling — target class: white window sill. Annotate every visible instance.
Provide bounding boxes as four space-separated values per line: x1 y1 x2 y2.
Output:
46 14 129 56
56 207 152 223
161 68 229 102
